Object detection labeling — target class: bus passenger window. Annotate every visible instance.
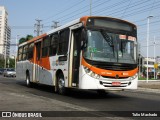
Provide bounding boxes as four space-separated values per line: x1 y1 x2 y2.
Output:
42 36 50 57
28 43 34 59
58 28 70 55
18 47 23 61
22 45 28 60
49 33 58 56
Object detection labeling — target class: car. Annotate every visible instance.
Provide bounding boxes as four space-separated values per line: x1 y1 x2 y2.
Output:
0 68 4 75
3 68 16 77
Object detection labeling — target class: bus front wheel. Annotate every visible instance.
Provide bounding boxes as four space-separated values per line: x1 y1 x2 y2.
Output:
57 74 66 95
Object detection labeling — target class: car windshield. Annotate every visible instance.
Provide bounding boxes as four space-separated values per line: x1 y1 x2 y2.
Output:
7 69 15 71
83 30 137 64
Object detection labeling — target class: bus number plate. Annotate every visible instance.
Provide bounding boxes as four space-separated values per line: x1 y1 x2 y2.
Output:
112 82 121 86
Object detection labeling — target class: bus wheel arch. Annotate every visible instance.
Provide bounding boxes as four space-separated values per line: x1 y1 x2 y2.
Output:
56 70 66 95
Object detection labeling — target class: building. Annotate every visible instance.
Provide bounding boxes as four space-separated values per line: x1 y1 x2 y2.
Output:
143 57 155 72
0 6 11 58
156 56 160 78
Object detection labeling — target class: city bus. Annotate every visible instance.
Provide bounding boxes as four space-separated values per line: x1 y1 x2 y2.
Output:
16 16 138 94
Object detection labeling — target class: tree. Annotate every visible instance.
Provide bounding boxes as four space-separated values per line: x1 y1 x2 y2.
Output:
26 35 33 41
19 35 34 44
0 58 15 68
0 58 5 68
9 58 15 68
19 37 26 44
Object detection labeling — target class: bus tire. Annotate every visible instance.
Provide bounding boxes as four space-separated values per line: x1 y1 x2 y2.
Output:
26 74 32 87
57 73 66 95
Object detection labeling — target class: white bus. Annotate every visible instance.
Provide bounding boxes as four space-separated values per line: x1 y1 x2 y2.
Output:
17 16 138 94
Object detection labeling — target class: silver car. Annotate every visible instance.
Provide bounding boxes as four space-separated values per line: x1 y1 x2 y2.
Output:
3 68 16 77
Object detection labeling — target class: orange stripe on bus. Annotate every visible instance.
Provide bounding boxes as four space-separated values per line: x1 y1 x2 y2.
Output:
81 57 138 78
27 33 47 44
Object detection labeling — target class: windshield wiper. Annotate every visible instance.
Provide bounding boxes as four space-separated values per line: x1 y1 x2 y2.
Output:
100 30 113 47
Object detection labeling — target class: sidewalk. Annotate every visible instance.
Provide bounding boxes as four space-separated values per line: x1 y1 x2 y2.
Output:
138 80 160 89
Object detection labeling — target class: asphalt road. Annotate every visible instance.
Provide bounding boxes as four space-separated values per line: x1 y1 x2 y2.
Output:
0 75 160 119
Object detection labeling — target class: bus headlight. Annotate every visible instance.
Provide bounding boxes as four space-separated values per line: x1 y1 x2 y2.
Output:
84 66 90 73
130 73 138 80
84 66 100 79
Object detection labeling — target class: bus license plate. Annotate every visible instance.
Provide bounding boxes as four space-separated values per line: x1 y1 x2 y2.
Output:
112 82 121 86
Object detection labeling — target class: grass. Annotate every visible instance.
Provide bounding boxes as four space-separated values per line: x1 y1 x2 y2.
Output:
138 77 157 80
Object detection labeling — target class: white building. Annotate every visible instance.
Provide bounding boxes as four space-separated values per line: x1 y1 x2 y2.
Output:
143 57 155 72
0 6 11 58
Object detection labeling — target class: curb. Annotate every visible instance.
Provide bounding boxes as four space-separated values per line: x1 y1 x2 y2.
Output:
137 87 160 94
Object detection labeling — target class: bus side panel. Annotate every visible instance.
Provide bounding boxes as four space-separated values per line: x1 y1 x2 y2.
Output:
16 61 25 80
37 67 53 85
27 61 34 82
49 56 69 87
16 60 33 81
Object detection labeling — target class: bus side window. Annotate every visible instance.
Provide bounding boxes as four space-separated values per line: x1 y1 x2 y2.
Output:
22 45 28 60
28 43 34 59
18 47 23 61
49 33 58 56
42 36 50 57
57 28 70 55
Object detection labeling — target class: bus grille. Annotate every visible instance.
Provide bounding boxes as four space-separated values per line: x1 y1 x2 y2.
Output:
84 58 137 71
94 64 136 71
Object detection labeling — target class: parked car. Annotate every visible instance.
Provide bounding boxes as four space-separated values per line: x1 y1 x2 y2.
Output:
0 68 4 75
3 68 16 77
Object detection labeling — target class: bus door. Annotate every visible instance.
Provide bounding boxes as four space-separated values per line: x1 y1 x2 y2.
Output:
70 28 82 87
34 41 41 82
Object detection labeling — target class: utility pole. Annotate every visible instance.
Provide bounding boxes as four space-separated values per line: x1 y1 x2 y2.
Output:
138 43 141 78
90 0 92 16
51 21 60 29
15 35 19 70
34 19 43 36
154 36 156 79
146 15 153 83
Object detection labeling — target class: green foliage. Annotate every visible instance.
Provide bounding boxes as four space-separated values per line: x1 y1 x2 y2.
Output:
0 59 5 68
26 35 33 41
142 66 146 72
8 58 15 68
19 37 26 44
0 58 15 68
19 35 34 44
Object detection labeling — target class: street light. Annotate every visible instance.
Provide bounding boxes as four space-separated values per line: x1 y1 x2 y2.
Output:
153 36 156 79
146 15 153 83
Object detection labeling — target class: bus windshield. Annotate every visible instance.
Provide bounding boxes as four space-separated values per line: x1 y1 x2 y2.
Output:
83 30 137 64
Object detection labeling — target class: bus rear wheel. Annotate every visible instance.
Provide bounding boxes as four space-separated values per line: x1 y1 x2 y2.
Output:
57 74 66 95
26 74 32 87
